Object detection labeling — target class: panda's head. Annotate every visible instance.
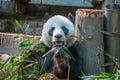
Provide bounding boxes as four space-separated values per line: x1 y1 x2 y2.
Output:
41 15 75 48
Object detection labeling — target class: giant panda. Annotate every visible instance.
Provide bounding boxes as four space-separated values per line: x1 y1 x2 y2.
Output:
28 14 82 80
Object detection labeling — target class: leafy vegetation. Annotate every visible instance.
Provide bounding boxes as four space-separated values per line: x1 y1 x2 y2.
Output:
0 37 74 80
79 36 120 80
0 38 42 80
0 20 120 80
82 72 116 80
1 37 119 80
15 19 30 34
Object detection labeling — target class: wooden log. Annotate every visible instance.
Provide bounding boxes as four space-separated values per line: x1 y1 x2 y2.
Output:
0 32 40 54
75 9 105 75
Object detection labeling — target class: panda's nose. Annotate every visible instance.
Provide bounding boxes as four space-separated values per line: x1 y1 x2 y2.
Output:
55 34 62 39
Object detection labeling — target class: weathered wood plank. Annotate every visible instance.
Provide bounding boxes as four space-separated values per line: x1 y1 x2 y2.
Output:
0 32 40 54
75 9 105 75
30 0 93 7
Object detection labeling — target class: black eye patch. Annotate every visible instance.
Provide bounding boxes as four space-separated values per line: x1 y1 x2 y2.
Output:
62 26 68 34
48 27 55 36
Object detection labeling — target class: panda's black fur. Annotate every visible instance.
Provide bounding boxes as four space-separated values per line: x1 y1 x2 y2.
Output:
28 43 82 80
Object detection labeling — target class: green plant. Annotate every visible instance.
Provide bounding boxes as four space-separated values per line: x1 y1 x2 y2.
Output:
15 19 30 34
82 72 115 80
1 19 120 79
0 36 74 79
74 35 120 80
0 37 46 80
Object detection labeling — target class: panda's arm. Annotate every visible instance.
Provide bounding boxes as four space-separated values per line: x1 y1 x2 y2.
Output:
68 45 83 76
68 45 80 61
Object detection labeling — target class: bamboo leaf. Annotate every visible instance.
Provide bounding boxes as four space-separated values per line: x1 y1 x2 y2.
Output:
7 70 17 80
100 72 115 79
82 75 111 79
17 68 24 80
54 49 60 55
1 56 16 69
20 52 28 58
24 24 30 33
25 60 34 63
12 61 22 66
27 69 38 73
14 35 23 41
40 57 47 74
0 57 10 69
35 43 46 53
15 19 24 33
19 38 34 47
60 48 71 58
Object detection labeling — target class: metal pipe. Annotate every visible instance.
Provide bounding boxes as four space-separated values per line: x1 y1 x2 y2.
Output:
105 3 120 72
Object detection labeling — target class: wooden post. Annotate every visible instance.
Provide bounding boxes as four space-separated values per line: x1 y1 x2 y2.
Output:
75 9 105 75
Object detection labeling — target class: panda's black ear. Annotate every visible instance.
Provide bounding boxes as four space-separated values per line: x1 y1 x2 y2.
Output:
44 12 50 23
67 13 75 24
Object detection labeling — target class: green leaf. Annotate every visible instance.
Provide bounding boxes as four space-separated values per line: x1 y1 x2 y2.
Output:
28 74 35 79
34 60 38 65
0 57 10 69
9 56 16 63
12 61 22 66
60 48 71 58
35 43 46 53
1 55 16 69
15 20 24 33
7 70 17 80
24 24 30 33
27 69 38 73
100 72 115 78
54 49 60 55
25 60 34 63
40 57 47 74
14 34 23 41
17 68 24 80
14 35 23 41
82 75 110 79
20 52 28 58
19 38 34 47
36 43 44 48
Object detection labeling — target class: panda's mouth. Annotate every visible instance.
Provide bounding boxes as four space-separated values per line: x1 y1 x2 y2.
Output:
54 41 64 46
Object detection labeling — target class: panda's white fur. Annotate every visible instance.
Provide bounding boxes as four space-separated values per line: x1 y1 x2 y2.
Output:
41 15 75 48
